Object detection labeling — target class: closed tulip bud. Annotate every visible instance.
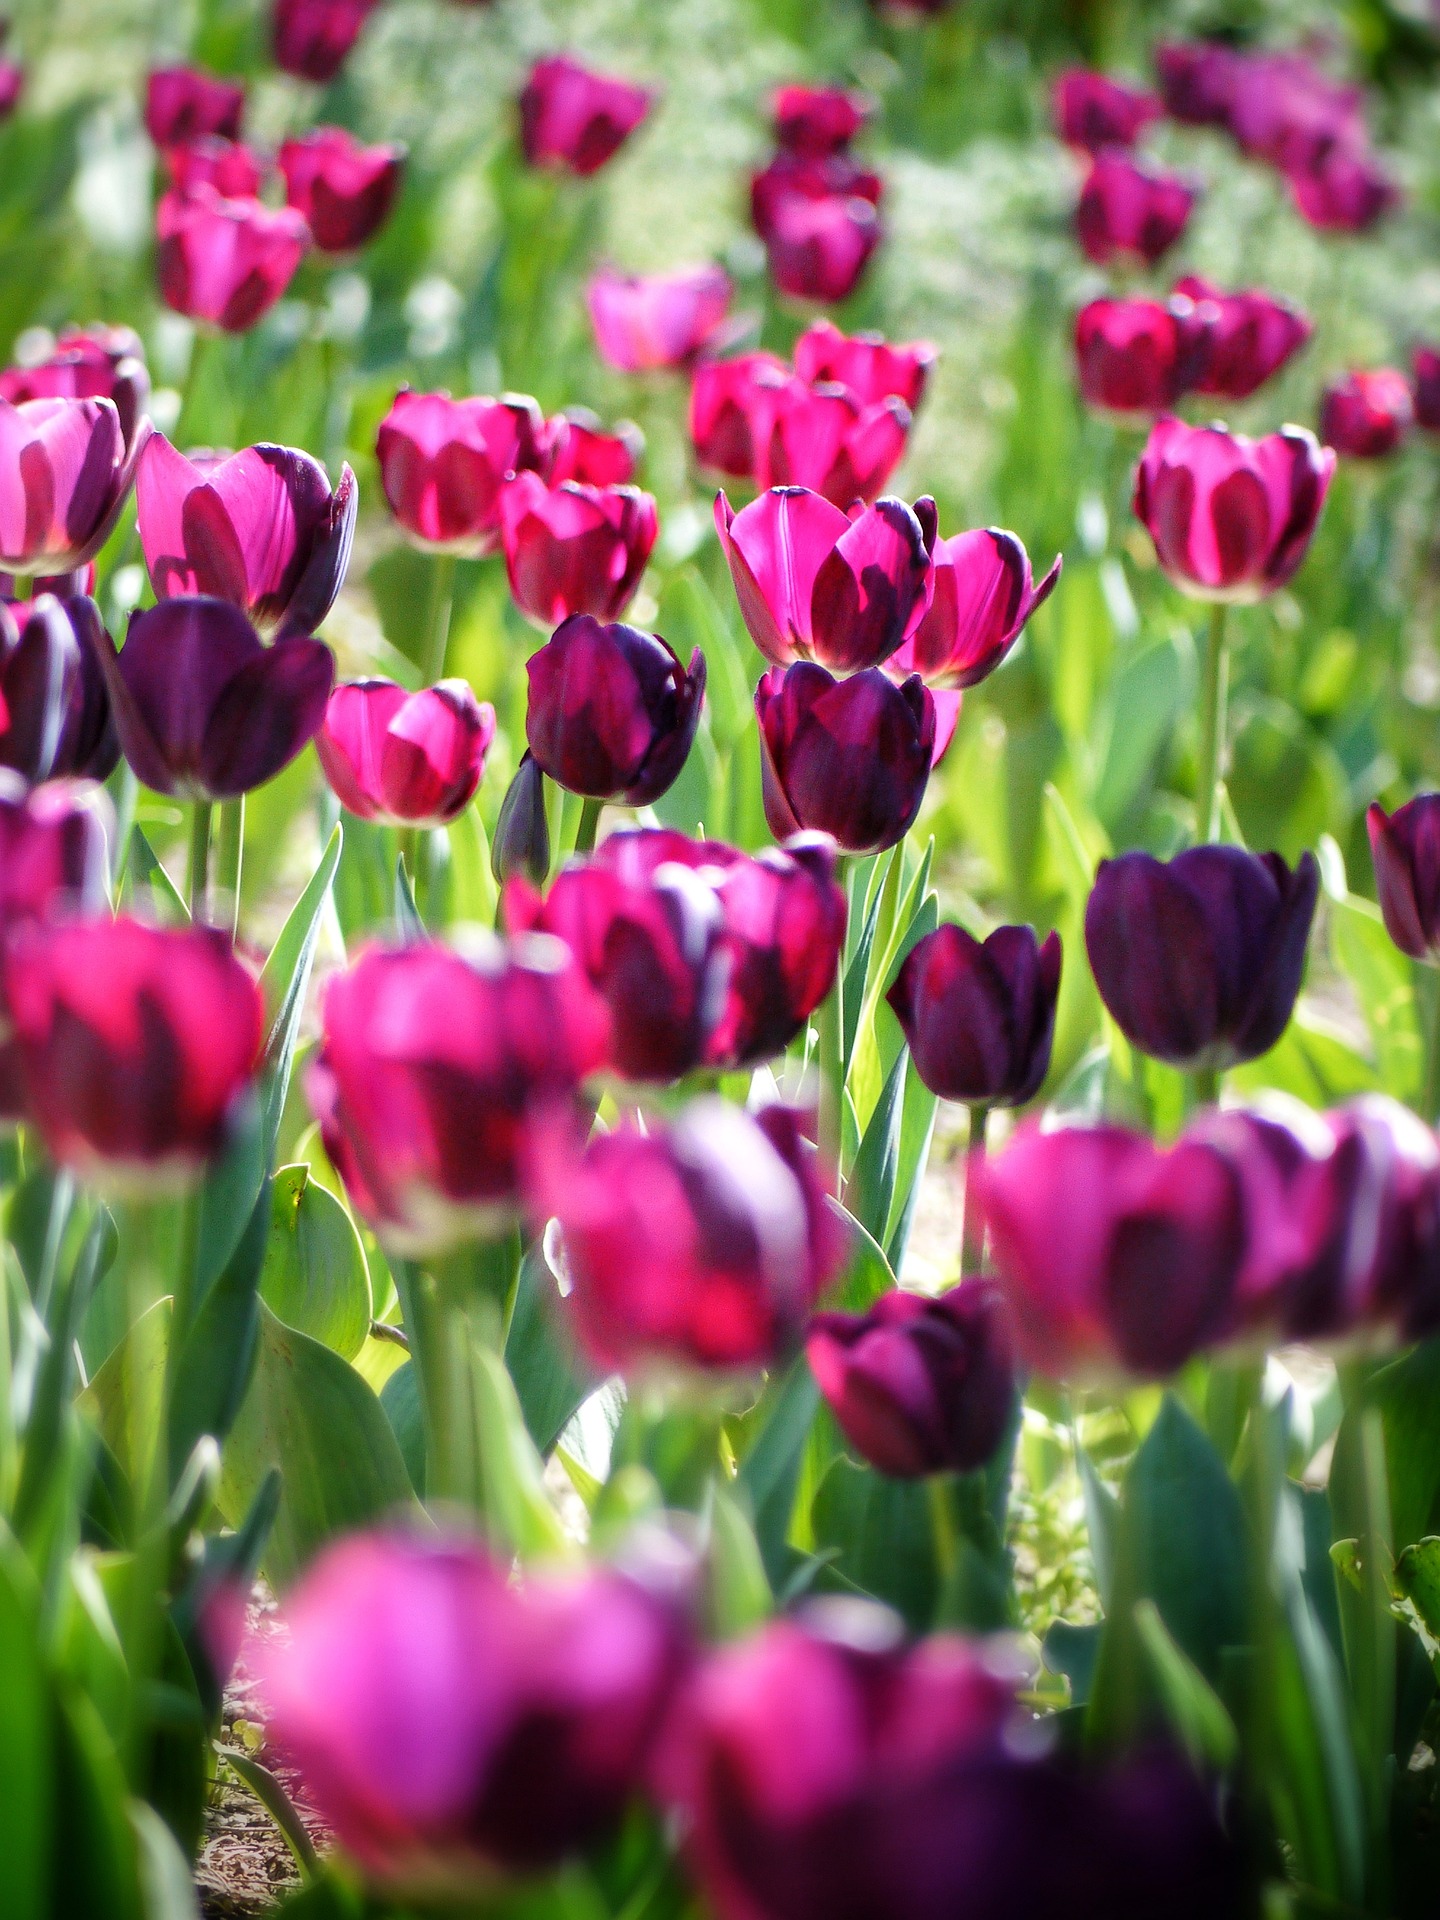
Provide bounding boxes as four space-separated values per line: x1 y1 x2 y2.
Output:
1319 368 1413 459
376 389 555 556
546 408 643 489
0 395 149 577
888 923 1062 1107
1154 41 1239 126
317 679 495 829
0 325 150 445
1074 150 1197 268
807 1281 1016 1478
586 265 731 373
887 528 1060 696
1176 276 1313 401
1287 145 1399 233
518 54 653 177
0 595 118 782
751 154 884 304
166 136 266 201
274 0 380 84
491 751 551 887
756 663 935 855
91 597 334 802
1413 348 1440 433
308 935 607 1252
772 83 872 158
1085 845 1319 1072
500 473 657 627
4 916 263 1189
137 434 356 639
1132 417 1334 601
1052 69 1162 153
156 186 310 333
793 319 937 411
279 128 405 253
145 65 245 147
1367 795 1440 961
525 614 704 806
1074 295 1208 418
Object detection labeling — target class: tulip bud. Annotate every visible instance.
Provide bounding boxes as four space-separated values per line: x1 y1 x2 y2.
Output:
545 408 643 489
1085 845 1319 1072
166 136 266 201
771 84 872 158
751 154 884 304
887 923 1061 1107
1367 796 1440 962
1319 368 1413 459
317 679 496 829
886 528 1059 694
1176 275 1313 401
1287 146 1399 233
273 0 380 84
279 127 405 254
156 186 310 334
1074 295 1208 418
376 389 555 557
1154 41 1239 126
1413 348 1440 433
518 54 654 177
0 325 150 445
0 595 118 782
1074 150 1198 268
499 474 657 627
491 751 550 887
586 265 731 373
145 65 245 148
1052 69 1162 153
0 395 150 577
793 319 937 411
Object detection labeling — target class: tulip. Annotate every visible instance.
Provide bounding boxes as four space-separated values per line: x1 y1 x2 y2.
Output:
771 83 872 158
793 319 937 411
586 265 731 373
156 186 310 333
1074 150 1197 268
308 935 607 1251
0 772 112 925
1319 368 1413 460
0 325 150 443
1226 54 1363 174
499 473 657 626
1176 275 1313 401
90 596 334 801
166 136 266 202
887 923 1061 1107
807 1280 1017 1478
278 128 404 254
0 60 22 118
376 389 555 556
317 679 496 829
762 382 911 506
1052 69 1162 153
137 434 356 639
1074 294 1207 419
1287 145 1399 233
145 65 245 148
1324 1096 1440 1340
540 1098 842 1372
0 595 118 782
546 409 643 489
886 528 1060 698
490 752 551 887
1085 845 1319 1072
689 351 796 481
1132 417 1335 601
715 487 934 674
0 395 149 578
525 614 704 806
518 54 653 177
751 154 883 304
756 663 935 854
273 0 380 84
1154 41 1240 126
1413 347 1440 433
4 916 263 1189
1367 796 1440 962
260 1533 688 1881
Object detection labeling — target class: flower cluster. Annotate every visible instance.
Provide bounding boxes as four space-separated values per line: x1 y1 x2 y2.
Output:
1076 276 1312 417
750 84 884 303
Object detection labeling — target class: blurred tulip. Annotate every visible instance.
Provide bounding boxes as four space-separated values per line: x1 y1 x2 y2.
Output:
1132 417 1334 601
0 60 22 117
751 154 883 304
1052 69 1161 153
1324 1096 1440 1340
145 65 245 147
525 614 704 806
490 752 551 887
546 408 643 488
1074 294 1208 418
308 935 607 1251
0 772 112 925
771 83 871 158
0 595 118 781
518 54 653 177
1319 368 1413 459
0 395 149 577
156 186 310 333
499 473 657 625
756 663 934 854
0 325 150 442
808 1281 1016 1478
1074 150 1197 268
317 679 496 829
137 434 356 639
1085 845 1319 1072
92 596 334 801
279 127 404 253
1176 275 1313 401
887 527 1059 694
376 390 554 556
1154 41 1239 126
1367 795 1440 961
760 383 911 506
167 136 266 201
1413 347 1440 432
586 265 731 372
888 923 1061 1107
1226 54 1363 174
793 318 936 410
1288 145 1399 232
274 0 380 83
689 351 795 480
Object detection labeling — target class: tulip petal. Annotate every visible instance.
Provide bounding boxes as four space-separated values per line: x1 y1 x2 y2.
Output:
199 634 334 798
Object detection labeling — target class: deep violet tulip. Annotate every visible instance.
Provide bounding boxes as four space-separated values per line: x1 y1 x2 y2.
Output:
887 923 1061 1106
1319 369 1413 460
0 325 150 444
807 1280 1017 1478
1052 69 1162 154
1074 150 1198 268
0 595 118 781
137 434 356 639
756 662 935 854
887 528 1060 697
1085 844 1319 1072
308 934 607 1252
751 153 883 305
1177 276 1313 401
144 66 245 147
166 136 266 202
1323 1096 1440 1341
156 186 310 333
4 916 263 1189
524 614 704 806
317 679 496 829
546 409 643 489
0 395 150 577
1154 41 1240 127
279 128 404 253
90 596 334 802
273 0 381 84
518 54 653 177
793 319 937 411
1132 417 1334 601
771 84 872 159
1413 348 1440 433
376 390 555 556
499 473 657 626
1074 295 1208 418
1367 795 1440 961
586 265 732 373
1287 145 1399 233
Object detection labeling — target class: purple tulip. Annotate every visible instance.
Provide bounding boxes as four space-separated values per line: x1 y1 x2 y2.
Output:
499 473 657 626
166 136 266 201
1413 348 1440 434
1154 41 1240 126
279 127 405 254
376 390 555 557
1287 144 1399 233
145 65 245 147
0 595 117 782
1052 69 1162 153
750 153 884 305
1085 845 1319 1072
156 186 310 333
518 54 654 177
1226 52 1364 174
317 679 496 829
1323 1097 1440 1340
887 923 1061 1106
1074 295 1208 419
273 0 380 83
886 528 1059 696
0 326 149 445
546 408 643 489
1319 369 1413 460
587 265 731 373
0 395 150 577
1177 276 1313 402
772 83 872 158
1074 150 1198 268
1367 796 1440 961
793 319 937 411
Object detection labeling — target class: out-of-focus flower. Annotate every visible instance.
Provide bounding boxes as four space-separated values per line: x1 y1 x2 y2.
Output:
1052 69 1162 153
1226 53 1363 174
376 390 554 556
0 395 150 577
0 773 112 926
518 54 653 177
771 83 871 158
137 434 356 639
0 59 22 117
1154 41 1240 127
546 408 643 488
1074 150 1198 268
751 153 884 304
793 319 936 411
715 487 934 674
524 614 704 806
0 595 118 781
308 935 607 1251
692 357 912 506
0 325 150 444
273 0 381 84
317 679 495 829
156 186 310 333
499 472 657 625
1324 1096 1440 1340
1085 845 1319 1072
5 916 263 1189
808 1281 1017 1478
1177 275 1313 401
90 596 334 801
1367 796 1440 962
491 752 550 887
1074 294 1208 417
756 662 934 854
1319 368 1413 460
167 136 266 201
145 65 245 148
1287 144 1399 232
1412 347 1440 433
887 923 1061 1107
887 527 1059 695
586 265 731 372
1132 417 1334 601
279 127 405 253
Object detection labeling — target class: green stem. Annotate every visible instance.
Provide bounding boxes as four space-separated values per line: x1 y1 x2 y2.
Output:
573 796 603 857
1189 1062 1220 1113
187 799 213 921
1194 601 1229 844
214 797 244 940
177 328 213 446
961 1104 990 1274
400 1261 470 1509
423 552 458 685
817 978 844 1172
1422 966 1440 1125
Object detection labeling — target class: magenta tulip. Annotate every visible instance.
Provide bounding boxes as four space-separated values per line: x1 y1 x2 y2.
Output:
1323 1097 1440 1340
689 351 797 481
499 473 657 626
376 389 555 556
1074 294 1208 418
1319 368 1413 460
145 65 245 147
317 679 495 829
1154 41 1239 126
546 409 642 489
1226 53 1363 173
0 326 149 443
518 54 653 177
0 395 149 577
1367 796 1440 962
1052 69 1161 153
1413 347 1440 433
793 318 937 411
273 0 380 83
0 595 118 782
586 265 731 372
887 527 1059 693
0 773 112 927
760 382 911 506
1287 145 1399 232
771 83 872 158
279 128 404 253
0 60 22 118
751 154 883 304
156 186 310 332
1176 276 1313 401
166 136 266 202
1074 150 1198 268
888 922 1062 1106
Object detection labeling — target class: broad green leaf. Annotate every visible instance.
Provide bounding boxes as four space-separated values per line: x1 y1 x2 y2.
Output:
219 1748 318 1881
1336 1337 1440 1554
847 1052 906 1241
52 1688 142 1920
1395 1536 1440 1640
193 1098 266 1308
1132 1599 1239 1771
738 1358 822 1585
130 1801 201 1920
259 1166 371 1361
810 1455 938 1632
1094 636 1188 834
394 854 425 940
169 1180 270 1480
503 1240 594 1457
705 1483 772 1639
470 1344 570 1559
79 1297 170 1491
822 1201 897 1314
0 1539 51 1920
380 1363 426 1497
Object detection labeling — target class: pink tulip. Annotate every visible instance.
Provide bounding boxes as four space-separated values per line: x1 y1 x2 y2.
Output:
1175 275 1313 402
145 65 245 147
317 679 496 827
1052 68 1162 153
751 154 884 304
499 472 657 626
518 54 653 177
0 395 150 577
793 318 937 410
546 408 642 488
0 325 149 444
1074 150 1198 268
273 0 381 84
771 83 872 158
156 186 310 333
166 136 266 201
888 527 1060 695
691 355 912 507
586 265 731 372
1319 369 1413 459
279 127 405 254
376 389 556 555
1074 294 1208 418
1287 144 1399 232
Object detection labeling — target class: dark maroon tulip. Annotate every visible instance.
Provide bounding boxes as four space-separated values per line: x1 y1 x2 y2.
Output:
376 389 555 556
1074 294 1208 418
751 153 883 305
1074 150 1197 269
1154 41 1239 127
156 186 310 333
274 0 380 83
537 1098 842 1373
137 434 356 639
499 473 657 626
1367 795 1440 961
887 923 1061 1106
545 409 642 489
1287 144 1399 233
518 54 653 177
5 916 263 1189
793 319 936 411
1413 348 1440 433
0 595 118 782
1133 417 1334 601
757 663 934 855
586 265 731 373
887 528 1059 695
772 83 872 159
1085 845 1319 1072
524 614 704 806
1052 69 1162 153
716 487 934 673
0 395 150 578
261 1533 688 1881
91 596 334 802
167 135 266 202
807 1280 1016 1478
1176 275 1313 401
0 325 150 444
145 65 245 147
309 935 606 1251
317 679 496 829
1319 368 1413 460
279 128 404 253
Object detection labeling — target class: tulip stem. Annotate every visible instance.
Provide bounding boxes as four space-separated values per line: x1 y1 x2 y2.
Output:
187 800 213 921
215 798 244 939
961 1104 990 1275
817 979 844 1172
1195 601 1229 844
573 797 603 857
1422 968 1440 1125
423 552 458 685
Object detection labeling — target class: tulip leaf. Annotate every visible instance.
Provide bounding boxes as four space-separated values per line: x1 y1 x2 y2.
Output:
168 1178 270 1484
394 853 425 941
884 1066 939 1272
0 1542 51 1920
259 822 343 1163
1132 1598 1240 1772
1395 1537 1440 1641
739 1357 822 1586
704 1481 773 1639
52 1687 144 1920
823 1199 896 1315
1093 635 1189 836
130 1800 202 1920
847 1051 907 1241
259 1166 371 1362
193 1097 266 1310
1329 891 1422 1103
79 1297 171 1492
842 844 897 1069
810 1456 939 1633
1334 1337 1440 1555
503 1239 595 1457
118 824 190 925
379 1363 426 1497
469 1344 571 1560
1044 1618 1102 1708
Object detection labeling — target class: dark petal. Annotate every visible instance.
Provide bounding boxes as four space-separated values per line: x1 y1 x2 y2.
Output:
984 922 1061 1105
277 462 359 640
808 497 930 672
1084 852 1221 1066
492 751 551 887
887 924 1017 1104
526 616 657 798
1371 797 1440 959
178 482 250 606
628 647 706 806
1207 465 1271 588
198 636 335 798
102 597 266 796
1102 1142 1243 1374
1227 850 1318 1062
